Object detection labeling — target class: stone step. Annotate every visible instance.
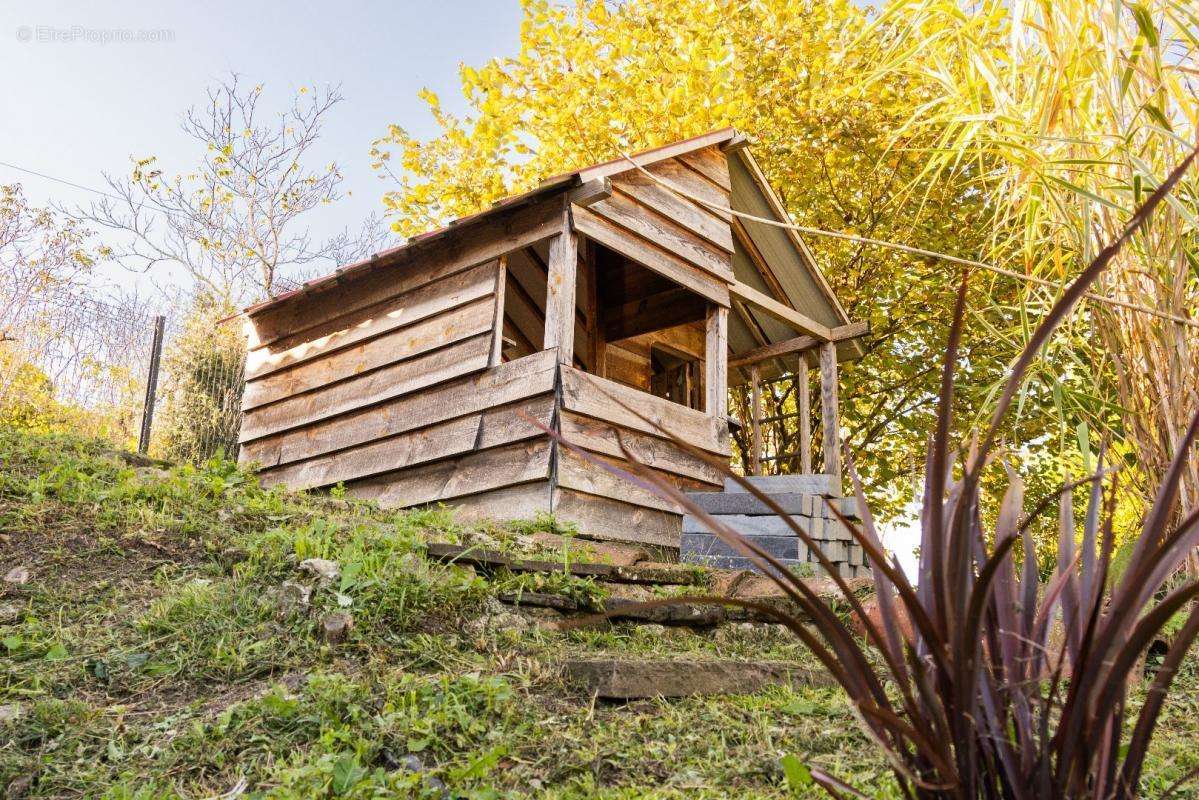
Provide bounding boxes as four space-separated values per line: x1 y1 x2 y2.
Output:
688 553 869 579
685 491 858 518
564 658 833 699
681 531 809 561
723 474 841 496
682 513 820 537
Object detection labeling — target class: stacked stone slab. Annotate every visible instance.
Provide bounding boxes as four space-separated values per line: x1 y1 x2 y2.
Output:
680 475 870 579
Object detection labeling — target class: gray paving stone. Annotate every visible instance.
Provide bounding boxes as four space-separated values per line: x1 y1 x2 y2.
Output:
682 552 809 574
685 492 822 516
723 474 842 495
814 540 849 561
682 514 818 537
681 532 802 561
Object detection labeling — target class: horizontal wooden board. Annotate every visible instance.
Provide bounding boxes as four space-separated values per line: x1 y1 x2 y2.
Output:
552 488 681 549
560 366 730 456
446 482 553 523
588 191 732 280
556 449 709 514
345 438 553 508
241 333 492 443
558 411 725 486
257 394 555 491
245 261 498 380
572 207 730 307
676 147 732 191
243 296 494 411
611 172 733 253
248 197 565 348
240 349 558 468
602 344 650 391
641 159 731 220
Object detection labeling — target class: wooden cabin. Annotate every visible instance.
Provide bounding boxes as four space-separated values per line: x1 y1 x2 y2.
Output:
236 129 866 552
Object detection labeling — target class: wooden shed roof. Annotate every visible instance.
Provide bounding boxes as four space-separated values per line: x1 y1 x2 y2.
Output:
241 129 857 372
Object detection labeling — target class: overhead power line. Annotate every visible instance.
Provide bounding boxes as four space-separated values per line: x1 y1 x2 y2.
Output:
619 151 1199 330
0 158 186 220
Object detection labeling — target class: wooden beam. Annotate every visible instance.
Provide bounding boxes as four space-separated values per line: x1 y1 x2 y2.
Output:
543 200 578 365
819 341 840 480
602 287 707 342
576 128 738 184
569 177 611 208
720 133 751 153
729 280 831 340
582 240 606 376
728 321 869 369
705 305 728 418
797 360 811 474
489 257 507 367
731 217 789 306
749 363 762 476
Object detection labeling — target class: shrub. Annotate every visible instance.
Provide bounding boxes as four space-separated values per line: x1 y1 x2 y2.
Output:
154 294 246 464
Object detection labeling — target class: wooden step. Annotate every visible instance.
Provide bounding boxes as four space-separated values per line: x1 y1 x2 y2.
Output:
563 657 833 699
425 543 704 586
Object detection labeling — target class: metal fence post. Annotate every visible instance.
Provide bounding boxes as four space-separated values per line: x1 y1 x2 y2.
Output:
137 315 166 454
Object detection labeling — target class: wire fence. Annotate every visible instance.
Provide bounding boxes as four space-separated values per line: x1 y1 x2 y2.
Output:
0 292 246 464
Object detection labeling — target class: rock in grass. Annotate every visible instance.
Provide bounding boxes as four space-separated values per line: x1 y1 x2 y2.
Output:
4 566 30 586
319 612 353 644
278 581 312 614
0 604 20 624
299 558 340 583
0 704 21 724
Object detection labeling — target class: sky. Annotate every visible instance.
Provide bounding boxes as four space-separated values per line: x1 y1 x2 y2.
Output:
0 0 526 293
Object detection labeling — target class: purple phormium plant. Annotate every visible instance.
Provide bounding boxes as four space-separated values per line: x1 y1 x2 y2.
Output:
545 146 1199 798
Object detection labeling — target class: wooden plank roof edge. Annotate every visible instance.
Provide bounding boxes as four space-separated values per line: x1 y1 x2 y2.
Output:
235 174 579 321
729 280 832 340
540 127 738 187
729 321 869 369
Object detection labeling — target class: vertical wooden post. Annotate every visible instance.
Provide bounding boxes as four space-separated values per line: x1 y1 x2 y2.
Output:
543 200 578 365
488 258 507 367
582 241 605 376
138 314 166 454
704 305 727 417
819 341 841 480
749 363 762 476
796 358 811 474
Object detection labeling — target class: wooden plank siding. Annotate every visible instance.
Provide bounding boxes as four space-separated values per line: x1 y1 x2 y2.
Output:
552 488 683 549
246 197 565 348
346 438 554 508
559 366 730 456
551 363 727 548
243 349 558 470
244 261 498 381
257 394 555 491
242 293 496 411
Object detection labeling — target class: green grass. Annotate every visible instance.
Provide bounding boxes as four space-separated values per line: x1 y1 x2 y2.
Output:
1 428 1196 798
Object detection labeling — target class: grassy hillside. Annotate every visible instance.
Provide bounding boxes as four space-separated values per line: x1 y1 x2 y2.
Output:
1 429 1197 798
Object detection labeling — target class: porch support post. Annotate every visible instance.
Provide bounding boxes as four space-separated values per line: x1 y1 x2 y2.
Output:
749 363 762 476
704 305 727 417
543 198 578 365
796 358 811 474
819 341 841 480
